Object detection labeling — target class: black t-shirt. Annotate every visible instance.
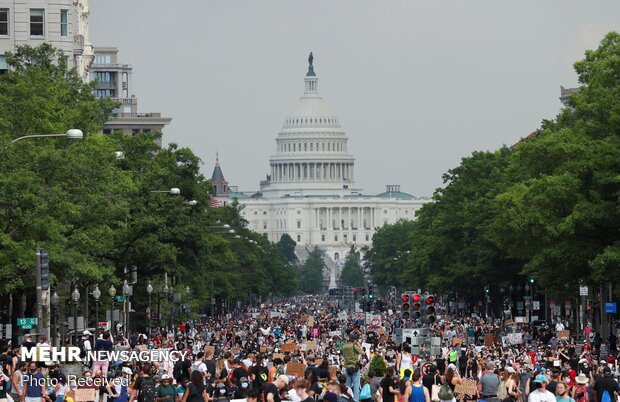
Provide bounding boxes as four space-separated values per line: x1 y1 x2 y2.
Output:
205 360 216 378
264 383 281 402
436 359 446 375
310 382 324 399
547 381 558 395
422 374 441 396
594 376 620 402
232 367 248 386
381 376 396 402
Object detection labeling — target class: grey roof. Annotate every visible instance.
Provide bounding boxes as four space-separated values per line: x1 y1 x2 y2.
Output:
376 190 416 199
211 162 226 183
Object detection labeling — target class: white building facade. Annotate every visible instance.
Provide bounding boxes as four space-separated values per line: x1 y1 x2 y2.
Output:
0 0 94 79
233 54 429 263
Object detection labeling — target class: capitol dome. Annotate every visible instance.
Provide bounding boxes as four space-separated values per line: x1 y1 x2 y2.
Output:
260 53 361 198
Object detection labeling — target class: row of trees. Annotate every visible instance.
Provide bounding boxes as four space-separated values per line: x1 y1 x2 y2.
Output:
0 44 299 324
365 32 620 303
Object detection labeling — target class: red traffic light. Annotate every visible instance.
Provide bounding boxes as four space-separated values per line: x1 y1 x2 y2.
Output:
426 295 435 304
401 294 410 302
412 294 421 302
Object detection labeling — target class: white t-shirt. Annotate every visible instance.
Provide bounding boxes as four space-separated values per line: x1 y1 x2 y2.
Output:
528 389 555 402
555 323 565 332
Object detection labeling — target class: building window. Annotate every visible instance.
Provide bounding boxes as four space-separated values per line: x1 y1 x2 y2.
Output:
263 211 267 215
95 72 112 82
60 9 68 36
253 211 257 215
321 234 325 242
95 54 112 64
0 55 7 74
263 222 267 229
0 9 9 36
365 234 370 241
353 234 357 242
102 129 112 134
297 210 300 214
384 209 388 214
297 235 301 242
30 9 44 36
334 235 338 242
296 221 301 229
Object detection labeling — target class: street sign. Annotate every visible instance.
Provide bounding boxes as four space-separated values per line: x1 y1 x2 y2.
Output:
532 301 540 310
114 295 125 302
579 285 589 296
17 318 37 329
605 302 617 314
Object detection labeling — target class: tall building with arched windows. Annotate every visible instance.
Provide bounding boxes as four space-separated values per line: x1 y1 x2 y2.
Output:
222 53 429 270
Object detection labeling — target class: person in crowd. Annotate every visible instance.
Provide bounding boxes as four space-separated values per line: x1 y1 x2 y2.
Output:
403 370 430 402
528 374 555 402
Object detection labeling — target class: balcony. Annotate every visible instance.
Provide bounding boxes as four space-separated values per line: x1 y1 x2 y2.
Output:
110 112 163 118
95 81 116 89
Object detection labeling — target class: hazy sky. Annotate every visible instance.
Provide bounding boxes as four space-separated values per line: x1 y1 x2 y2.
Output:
90 1 620 196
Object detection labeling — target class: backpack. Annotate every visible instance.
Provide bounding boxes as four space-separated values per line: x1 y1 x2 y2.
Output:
601 390 612 402
76 338 87 358
139 377 156 402
575 385 589 402
360 383 372 400
438 384 454 401
399 379 410 395
173 360 185 380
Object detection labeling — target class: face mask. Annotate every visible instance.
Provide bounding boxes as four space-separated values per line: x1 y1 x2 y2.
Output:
219 389 226 394
564 379 570 384
30 368 37 373
242 383 248 389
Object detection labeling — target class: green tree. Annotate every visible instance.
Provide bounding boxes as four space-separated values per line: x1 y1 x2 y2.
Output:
340 245 365 287
490 32 620 293
301 247 324 294
278 233 297 263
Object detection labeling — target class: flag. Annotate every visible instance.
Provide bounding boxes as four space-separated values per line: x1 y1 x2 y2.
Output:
209 198 220 208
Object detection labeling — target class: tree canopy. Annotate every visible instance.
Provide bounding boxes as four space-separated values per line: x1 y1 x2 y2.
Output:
367 31 620 303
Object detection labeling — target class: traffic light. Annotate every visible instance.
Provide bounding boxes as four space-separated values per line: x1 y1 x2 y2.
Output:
361 287 366 300
425 293 436 324
368 284 374 299
412 293 422 320
354 287 358 300
401 293 411 319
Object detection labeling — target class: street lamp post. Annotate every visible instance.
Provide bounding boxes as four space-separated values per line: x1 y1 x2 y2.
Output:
92 284 101 336
163 282 169 334
122 280 131 339
51 291 60 347
0 129 84 158
71 286 80 346
108 285 116 334
147 281 153 337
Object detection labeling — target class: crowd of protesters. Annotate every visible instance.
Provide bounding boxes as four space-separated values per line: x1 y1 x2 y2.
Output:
0 296 619 402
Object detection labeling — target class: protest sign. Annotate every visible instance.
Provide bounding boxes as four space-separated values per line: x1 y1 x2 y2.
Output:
281 342 298 353
286 362 307 378
454 379 477 397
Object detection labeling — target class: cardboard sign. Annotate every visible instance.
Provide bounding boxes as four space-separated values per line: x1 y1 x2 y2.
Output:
308 316 315 327
557 330 570 340
329 366 338 379
337 311 348 321
484 334 494 348
281 342 298 353
452 337 463 347
454 379 478 396
273 353 284 360
74 388 97 402
205 345 215 356
286 362 307 378
329 330 342 338
307 341 317 350
315 358 323 366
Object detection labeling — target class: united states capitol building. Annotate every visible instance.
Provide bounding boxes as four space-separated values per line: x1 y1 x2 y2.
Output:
212 54 429 268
